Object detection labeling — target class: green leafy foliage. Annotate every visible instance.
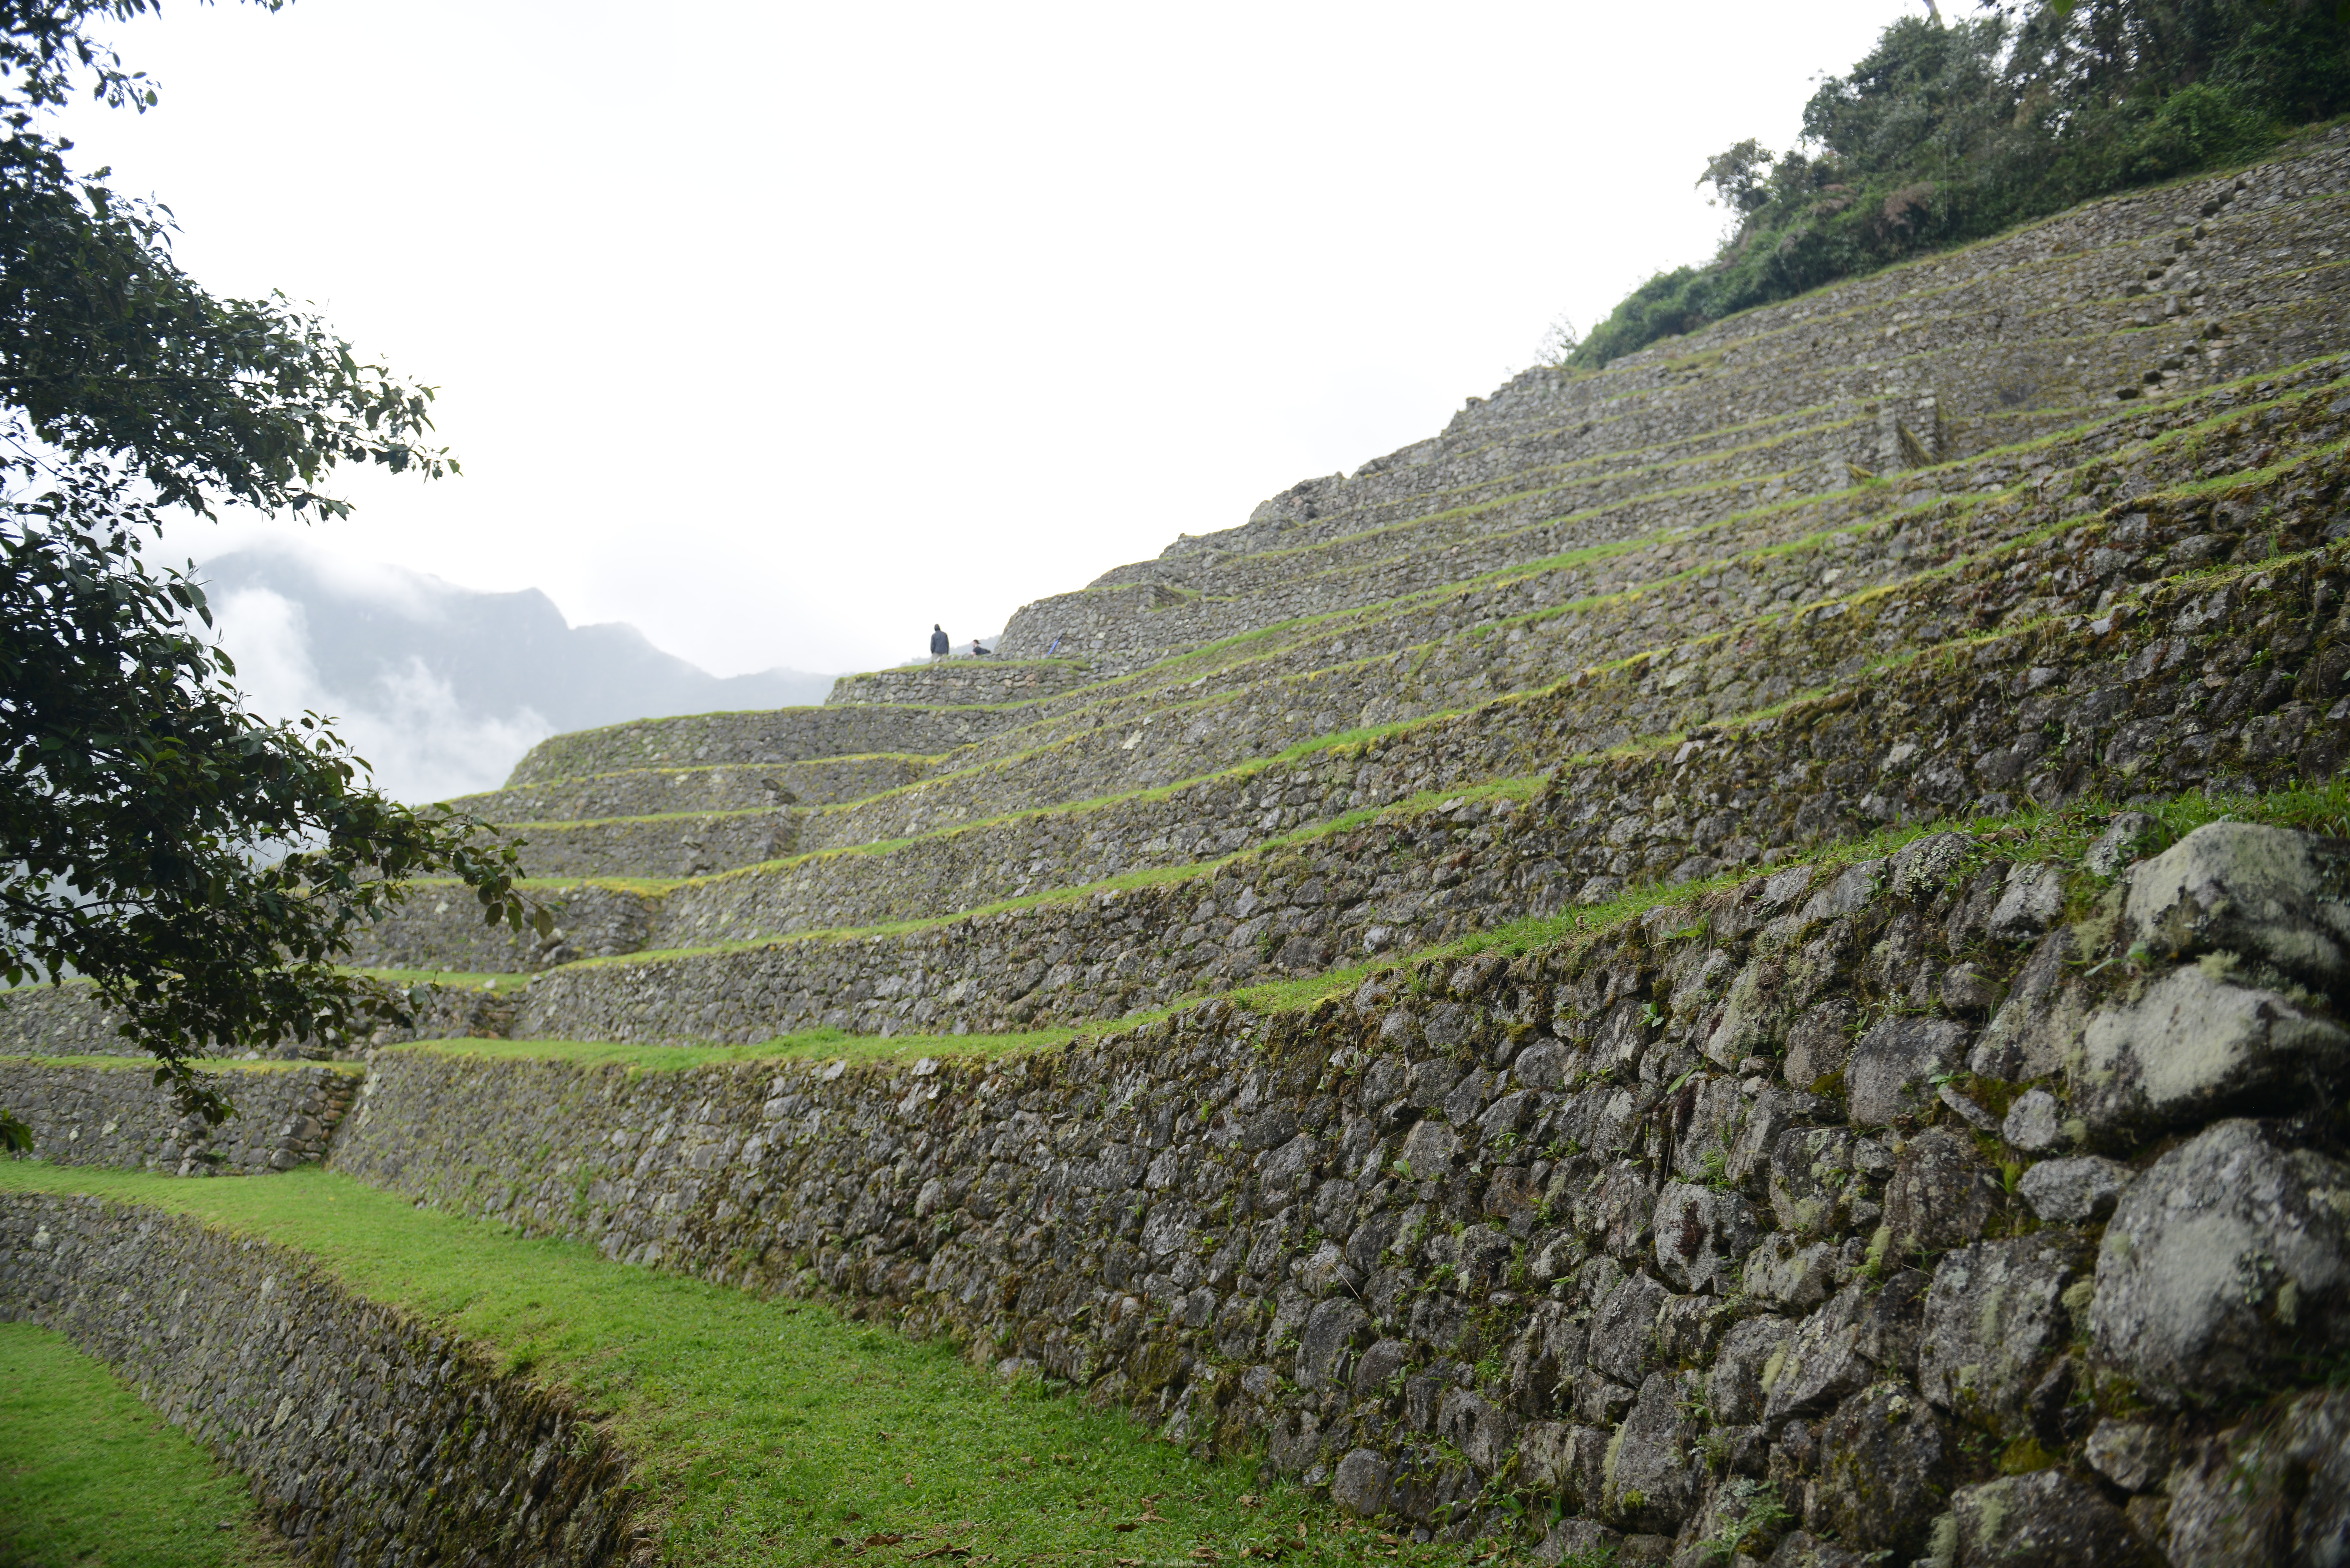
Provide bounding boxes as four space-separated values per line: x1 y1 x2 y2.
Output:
0 1 547 1123
1573 0 2350 369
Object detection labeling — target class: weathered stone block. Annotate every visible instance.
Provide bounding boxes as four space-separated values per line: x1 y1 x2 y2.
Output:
1848 1017 1971 1125
1920 1230 2094 1435
2090 1119 2350 1405
2076 964 2347 1140
2124 821 2350 988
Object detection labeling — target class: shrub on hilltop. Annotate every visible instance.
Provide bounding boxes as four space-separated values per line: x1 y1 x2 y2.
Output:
1570 0 2350 369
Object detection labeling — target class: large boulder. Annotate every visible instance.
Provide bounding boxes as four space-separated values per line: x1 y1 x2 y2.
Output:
1743 1232 1838 1312
1331 1449 1389 1518
1587 1272 1669 1387
1601 1372 1697 1535
1762 1271 1927 1430
2124 821 2350 988
2089 1119 2350 1404
1970 930 2089 1082
2016 1155 2132 1225
1769 1126 1855 1237
1653 1181 1755 1292
1950 1469 2157 1566
1920 1230 2095 1436
1294 1298 1369 1391
2076 965 2346 1141
1706 1313 1794 1426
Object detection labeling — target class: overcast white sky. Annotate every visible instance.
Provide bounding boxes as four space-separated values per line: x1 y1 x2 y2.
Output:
59 0 1910 678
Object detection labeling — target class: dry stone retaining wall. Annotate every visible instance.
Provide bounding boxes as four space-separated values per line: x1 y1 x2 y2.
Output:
1 977 533 1061
826 660 1092 707
328 817 2350 1563
368 444 2350 963
477 538 2343 1039
504 704 1014 787
0 1192 632 1565
492 809 798 881
450 755 927 823
999 140 2350 671
0 1061 357 1176
339 360 2350 940
866 359 2350 841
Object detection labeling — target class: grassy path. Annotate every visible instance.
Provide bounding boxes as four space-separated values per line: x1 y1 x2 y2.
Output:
0 1165 1506 1566
0 1320 292 1568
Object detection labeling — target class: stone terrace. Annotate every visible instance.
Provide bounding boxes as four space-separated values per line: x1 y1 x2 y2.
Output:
11 127 2350 1568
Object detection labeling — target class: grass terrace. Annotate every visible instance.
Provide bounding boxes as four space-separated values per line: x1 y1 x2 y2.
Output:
0 1164 1516 1567
0 1321 292 1567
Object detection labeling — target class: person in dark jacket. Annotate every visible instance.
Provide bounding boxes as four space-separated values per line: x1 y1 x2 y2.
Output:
929 624 949 663
970 638 988 658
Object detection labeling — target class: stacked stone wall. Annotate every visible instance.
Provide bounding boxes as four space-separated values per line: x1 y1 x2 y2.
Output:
328 816 2350 1563
347 433 2348 971
1200 154 2331 569
0 1061 357 1175
826 660 1093 707
0 1193 631 1565
504 704 1014 788
494 809 798 880
450 755 927 822
1 977 533 1061
1000 145 2350 671
506 544 2347 1043
807 371 2350 854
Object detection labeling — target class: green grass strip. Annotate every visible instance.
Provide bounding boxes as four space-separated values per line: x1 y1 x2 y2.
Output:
0 1319 293 1567
399 1025 1087 1074
354 969 536 993
0 1164 1498 1566
0 1054 363 1076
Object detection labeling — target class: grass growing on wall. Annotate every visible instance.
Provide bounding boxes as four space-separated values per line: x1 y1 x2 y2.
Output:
0 1165 1503 1566
407 1024 1091 1074
0 1321 293 1568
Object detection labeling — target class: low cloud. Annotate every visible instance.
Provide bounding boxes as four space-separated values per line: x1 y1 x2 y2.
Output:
190 539 839 806
212 585 553 804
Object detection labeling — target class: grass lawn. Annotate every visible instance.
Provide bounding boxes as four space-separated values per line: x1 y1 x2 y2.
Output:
0 1164 1510 1566
0 1320 293 1568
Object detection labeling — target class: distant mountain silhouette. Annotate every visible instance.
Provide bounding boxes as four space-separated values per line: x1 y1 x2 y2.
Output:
198 545 837 739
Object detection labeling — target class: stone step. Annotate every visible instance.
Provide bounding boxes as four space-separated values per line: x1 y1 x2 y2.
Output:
426 538 2342 1040
445 755 928 821
824 659 1095 707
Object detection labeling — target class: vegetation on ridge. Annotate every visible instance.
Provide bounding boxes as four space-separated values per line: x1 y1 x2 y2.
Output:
1569 0 2350 368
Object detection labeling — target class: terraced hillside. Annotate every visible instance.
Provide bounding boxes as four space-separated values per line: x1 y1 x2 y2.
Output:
7 129 2350 1567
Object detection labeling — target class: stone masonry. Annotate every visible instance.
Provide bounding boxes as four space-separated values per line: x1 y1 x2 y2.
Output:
12 130 2350 1567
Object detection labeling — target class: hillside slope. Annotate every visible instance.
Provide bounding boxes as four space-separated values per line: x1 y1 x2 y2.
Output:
8 130 2350 1566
